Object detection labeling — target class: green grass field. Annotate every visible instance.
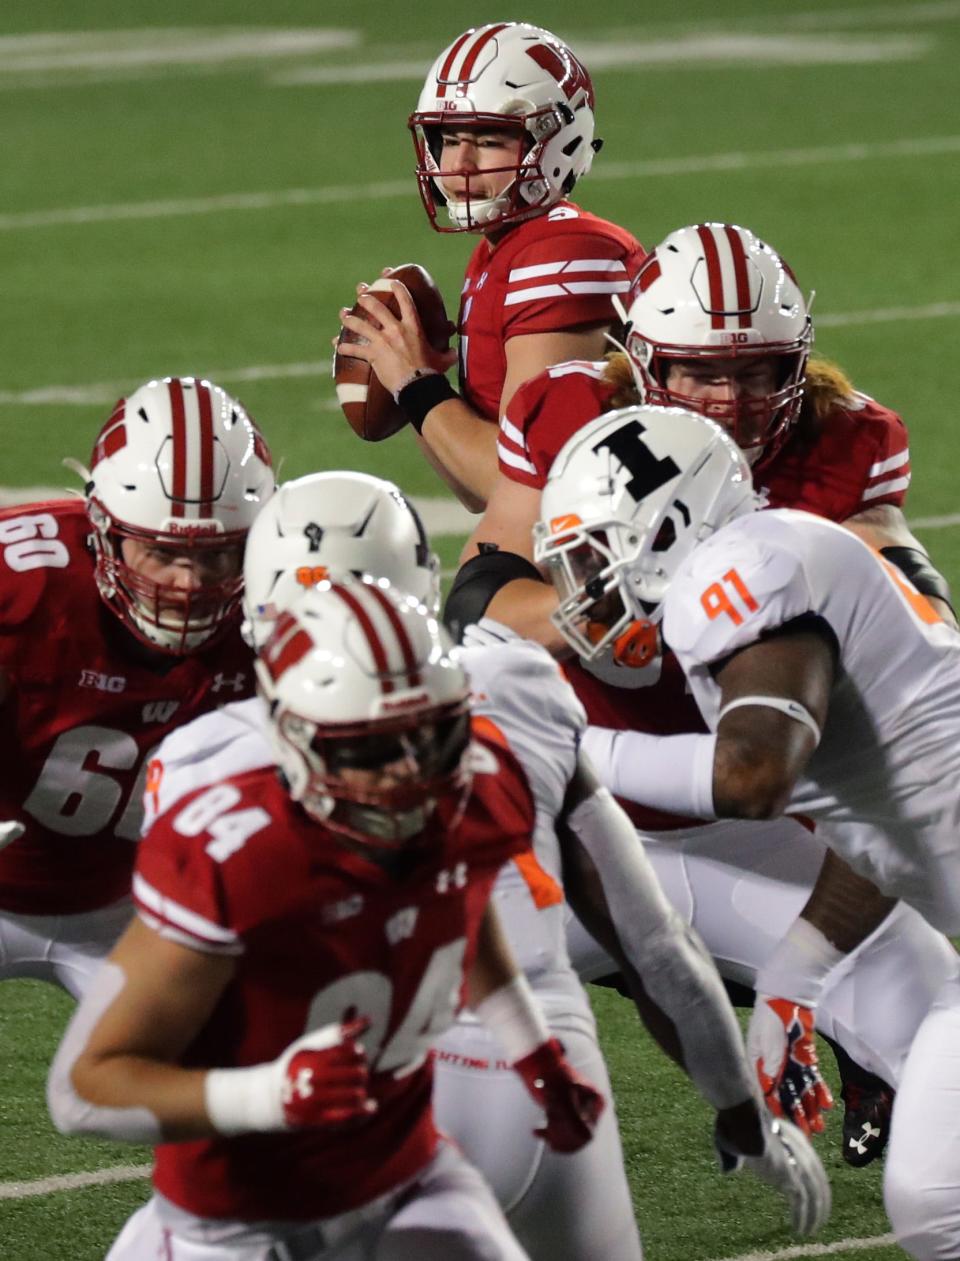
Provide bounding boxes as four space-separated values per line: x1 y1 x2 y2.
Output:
2 1 959 1256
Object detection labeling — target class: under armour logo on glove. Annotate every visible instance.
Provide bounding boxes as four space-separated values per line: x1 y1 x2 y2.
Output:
747 996 834 1136
280 1016 376 1130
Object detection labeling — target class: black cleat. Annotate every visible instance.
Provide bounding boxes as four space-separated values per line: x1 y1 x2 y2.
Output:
841 1081 894 1167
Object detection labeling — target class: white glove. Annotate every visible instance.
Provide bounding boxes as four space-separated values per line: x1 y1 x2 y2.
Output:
716 1111 831 1236
0 821 25 852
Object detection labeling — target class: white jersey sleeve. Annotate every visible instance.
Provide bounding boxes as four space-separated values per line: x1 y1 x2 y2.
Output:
664 518 816 671
142 697 273 833
459 621 586 827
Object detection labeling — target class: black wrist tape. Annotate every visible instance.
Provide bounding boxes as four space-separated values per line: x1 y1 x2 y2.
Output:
398 374 459 434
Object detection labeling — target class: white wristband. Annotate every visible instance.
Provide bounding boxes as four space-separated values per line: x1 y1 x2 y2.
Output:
204 1064 285 1136
473 974 550 1064
581 727 718 820
755 918 845 1009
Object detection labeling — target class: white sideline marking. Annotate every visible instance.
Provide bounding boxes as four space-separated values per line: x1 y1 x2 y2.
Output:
709 1234 897 1261
2 297 958 409
0 1163 151 1200
0 28 358 73
278 34 928 86
3 135 960 232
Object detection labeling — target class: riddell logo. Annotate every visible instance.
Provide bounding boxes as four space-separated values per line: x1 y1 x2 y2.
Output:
166 523 219 538
378 692 429 713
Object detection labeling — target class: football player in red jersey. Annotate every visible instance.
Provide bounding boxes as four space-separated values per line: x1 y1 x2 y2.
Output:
0 376 274 998
336 22 645 510
446 223 959 1168
48 581 605 1261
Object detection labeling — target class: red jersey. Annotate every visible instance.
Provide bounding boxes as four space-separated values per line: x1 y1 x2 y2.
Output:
135 731 534 1221
0 500 254 915
498 364 912 830
458 203 645 422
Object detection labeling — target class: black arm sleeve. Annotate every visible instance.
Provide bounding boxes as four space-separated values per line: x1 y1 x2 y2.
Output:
881 546 955 617
443 546 545 642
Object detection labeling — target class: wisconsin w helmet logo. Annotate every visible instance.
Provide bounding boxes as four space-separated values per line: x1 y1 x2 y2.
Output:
591 421 680 501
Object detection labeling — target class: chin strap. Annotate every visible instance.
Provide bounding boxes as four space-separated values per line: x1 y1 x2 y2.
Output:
586 617 660 669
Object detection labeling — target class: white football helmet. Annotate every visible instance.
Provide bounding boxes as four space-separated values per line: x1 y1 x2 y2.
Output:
241 471 441 649
534 405 760 665
82 377 275 654
257 579 472 849
624 224 812 463
410 22 599 232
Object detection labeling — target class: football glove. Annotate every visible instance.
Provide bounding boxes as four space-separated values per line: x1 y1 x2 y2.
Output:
0 821 24 852
716 1111 832 1236
513 1037 605 1153
205 1016 374 1135
747 995 834 1135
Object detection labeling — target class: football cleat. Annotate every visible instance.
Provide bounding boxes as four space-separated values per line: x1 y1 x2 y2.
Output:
840 1081 894 1167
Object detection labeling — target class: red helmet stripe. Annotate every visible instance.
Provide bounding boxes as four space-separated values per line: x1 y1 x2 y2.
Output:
636 256 661 294
696 224 726 330
195 379 215 516
723 224 753 330
263 610 314 683
167 377 188 517
436 27 477 98
329 583 394 694
364 584 423 688
456 22 509 87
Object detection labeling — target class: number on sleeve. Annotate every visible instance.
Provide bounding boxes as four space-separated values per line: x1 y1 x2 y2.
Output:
172 784 270 862
701 568 760 626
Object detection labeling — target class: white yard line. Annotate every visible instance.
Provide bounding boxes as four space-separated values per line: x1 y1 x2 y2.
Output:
2 135 960 232
709 1234 897 1261
0 1163 150 1200
1 298 958 410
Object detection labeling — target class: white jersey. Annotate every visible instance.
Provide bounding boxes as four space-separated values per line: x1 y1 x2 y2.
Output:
142 697 271 834
459 624 587 1006
664 508 960 931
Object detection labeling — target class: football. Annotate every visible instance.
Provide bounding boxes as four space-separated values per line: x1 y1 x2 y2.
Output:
334 263 454 442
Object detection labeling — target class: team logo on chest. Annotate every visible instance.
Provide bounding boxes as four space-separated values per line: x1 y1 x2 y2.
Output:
385 906 419 946
320 894 364 926
142 700 179 724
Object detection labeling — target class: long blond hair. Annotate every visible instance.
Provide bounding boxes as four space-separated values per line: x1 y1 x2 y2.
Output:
600 352 856 444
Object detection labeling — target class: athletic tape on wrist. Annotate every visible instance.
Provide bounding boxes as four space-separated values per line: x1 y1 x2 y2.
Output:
472 973 550 1064
755 917 845 1008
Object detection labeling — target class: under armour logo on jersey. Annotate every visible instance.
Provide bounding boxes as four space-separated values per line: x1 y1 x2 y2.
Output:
142 700 179 724
303 522 323 553
849 1121 882 1157
78 668 126 693
212 671 246 694
435 863 468 894
385 906 419 946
